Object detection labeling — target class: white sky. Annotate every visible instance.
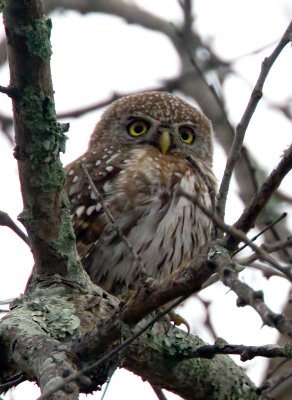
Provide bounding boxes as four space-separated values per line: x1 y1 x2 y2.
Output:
0 1 292 399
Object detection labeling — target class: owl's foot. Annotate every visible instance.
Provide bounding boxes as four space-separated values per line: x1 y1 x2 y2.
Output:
168 310 190 334
160 308 191 336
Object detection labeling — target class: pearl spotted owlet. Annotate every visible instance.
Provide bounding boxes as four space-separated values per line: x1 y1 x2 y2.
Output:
66 91 216 295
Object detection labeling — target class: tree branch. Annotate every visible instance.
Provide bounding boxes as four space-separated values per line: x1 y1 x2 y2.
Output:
0 210 29 244
228 142 292 250
217 19 292 219
213 249 292 337
3 0 86 281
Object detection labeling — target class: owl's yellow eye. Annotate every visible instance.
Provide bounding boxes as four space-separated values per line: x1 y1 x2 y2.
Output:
127 120 149 137
179 126 195 144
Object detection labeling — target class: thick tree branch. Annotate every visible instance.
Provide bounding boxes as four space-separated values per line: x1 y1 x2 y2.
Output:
3 0 86 281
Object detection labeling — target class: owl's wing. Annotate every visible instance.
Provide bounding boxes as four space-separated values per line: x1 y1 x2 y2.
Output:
65 145 123 258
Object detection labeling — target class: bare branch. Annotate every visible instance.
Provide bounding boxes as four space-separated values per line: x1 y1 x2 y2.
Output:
217 20 292 220
188 341 292 362
0 84 17 97
239 238 292 267
233 212 288 256
213 249 292 337
151 385 169 400
3 0 86 280
179 189 292 280
0 210 29 245
228 142 292 250
260 368 292 399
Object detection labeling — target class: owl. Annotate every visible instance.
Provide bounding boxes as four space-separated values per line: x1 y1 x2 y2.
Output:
65 91 216 296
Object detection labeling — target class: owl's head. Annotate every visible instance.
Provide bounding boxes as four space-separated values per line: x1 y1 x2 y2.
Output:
90 91 213 165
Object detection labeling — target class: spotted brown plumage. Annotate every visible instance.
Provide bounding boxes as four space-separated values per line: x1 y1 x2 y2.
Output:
65 91 216 295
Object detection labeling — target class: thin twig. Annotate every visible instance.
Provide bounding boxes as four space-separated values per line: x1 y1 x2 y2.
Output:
267 217 292 263
230 39 279 62
0 373 24 391
242 262 286 280
0 84 17 97
214 250 292 337
0 298 15 305
197 296 217 340
233 212 287 255
188 342 292 362
241 146 259 193
238 238 292 266
151 385 169 400
260 367 292 398
179 189 292 280
264 358 290 381
0 210 29 245
57 87 166 120
81 164 147 282
217 20 292 220
178 0 193 35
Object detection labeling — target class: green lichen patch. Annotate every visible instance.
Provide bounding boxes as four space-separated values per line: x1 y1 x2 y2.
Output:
162 331 199 358
205 355 258 400
21 18 52 59
20 86 67 165
28 296 80 339
49 203 77 256
0 0 6 12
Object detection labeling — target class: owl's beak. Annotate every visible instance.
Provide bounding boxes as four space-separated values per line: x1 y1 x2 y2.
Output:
158 130 171 154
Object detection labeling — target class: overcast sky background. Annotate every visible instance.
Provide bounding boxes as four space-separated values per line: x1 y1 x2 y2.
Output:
0 1 292 399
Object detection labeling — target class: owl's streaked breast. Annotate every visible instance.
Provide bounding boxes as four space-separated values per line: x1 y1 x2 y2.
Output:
81 147 214 294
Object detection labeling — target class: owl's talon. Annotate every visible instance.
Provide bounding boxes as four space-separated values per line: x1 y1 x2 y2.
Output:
169 310 190 335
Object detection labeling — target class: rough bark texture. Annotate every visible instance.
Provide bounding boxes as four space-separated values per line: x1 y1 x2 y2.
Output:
3 0 83 280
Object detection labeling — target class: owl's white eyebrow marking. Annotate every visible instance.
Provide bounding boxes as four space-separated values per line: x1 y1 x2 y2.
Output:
95 160 101 166
76 205 85 217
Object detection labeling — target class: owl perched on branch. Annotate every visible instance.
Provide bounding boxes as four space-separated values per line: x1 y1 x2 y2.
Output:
66 91 216 295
